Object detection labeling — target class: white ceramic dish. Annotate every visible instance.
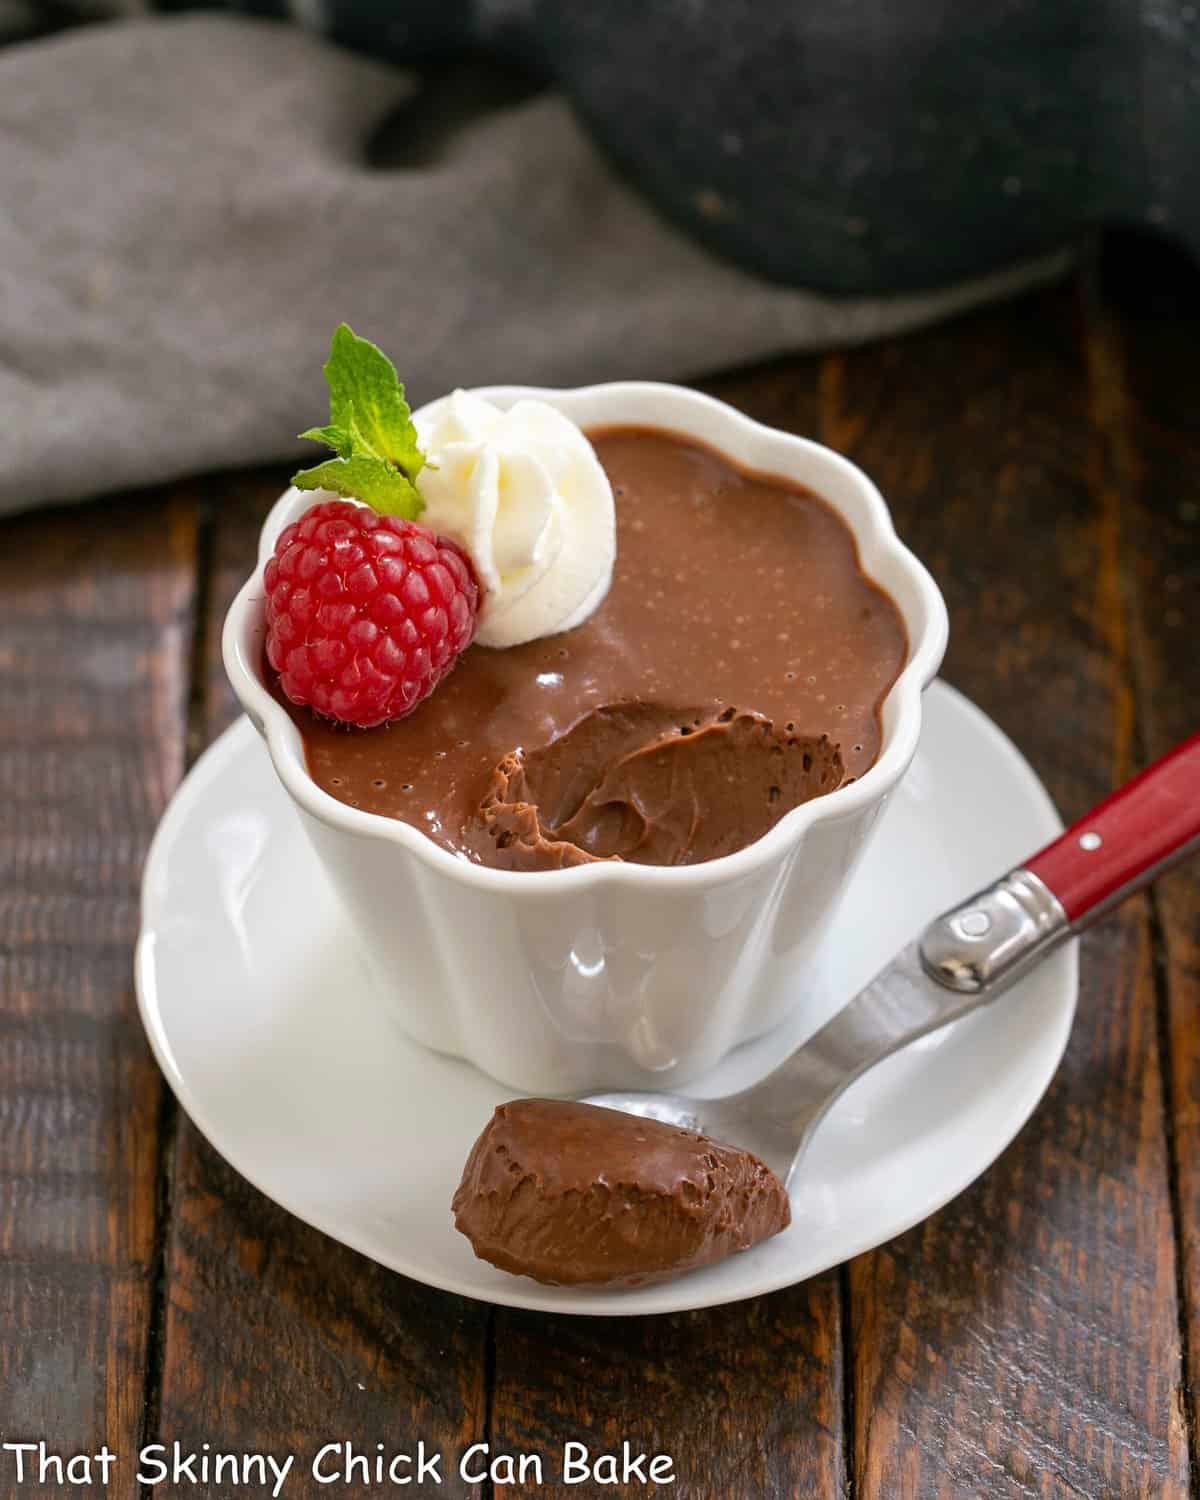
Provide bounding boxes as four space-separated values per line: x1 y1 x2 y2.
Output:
135 681 1076 1316
223 383 948 1092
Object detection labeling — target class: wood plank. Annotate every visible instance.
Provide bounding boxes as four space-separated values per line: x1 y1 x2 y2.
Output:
1098 231 1200 1468
149 466 490 1494
820 282 1191 1498
152 1129 490 1492
491 1285 845 1495
486 360 849 1500
0 490 196 1491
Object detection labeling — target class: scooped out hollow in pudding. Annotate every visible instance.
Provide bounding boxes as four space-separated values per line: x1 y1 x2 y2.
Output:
277 425 908 870
474 703 843 870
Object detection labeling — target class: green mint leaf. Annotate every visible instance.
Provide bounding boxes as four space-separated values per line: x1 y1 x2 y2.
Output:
323 323 425 480
292 325 428 516
298 423 353 458
291 455 424 518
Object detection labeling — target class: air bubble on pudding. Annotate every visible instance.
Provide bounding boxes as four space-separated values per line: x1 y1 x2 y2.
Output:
401 782 413 792
853 744 863 754
768 785 781 803
372 778 386 789
331 777 342 786
718 706 737 723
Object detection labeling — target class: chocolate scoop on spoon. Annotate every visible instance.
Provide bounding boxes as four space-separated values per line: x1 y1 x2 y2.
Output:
454 732 1200 1288
452 1098 790 1288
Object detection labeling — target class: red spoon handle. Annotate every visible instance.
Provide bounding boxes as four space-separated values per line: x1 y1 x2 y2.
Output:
1026 731 1200 927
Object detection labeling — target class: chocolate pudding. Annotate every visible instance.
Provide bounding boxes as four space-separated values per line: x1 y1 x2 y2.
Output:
452 1099 791 1287
277 426 907 869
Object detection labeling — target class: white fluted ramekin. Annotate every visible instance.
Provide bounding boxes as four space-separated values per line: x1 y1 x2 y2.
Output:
223 382 948 1092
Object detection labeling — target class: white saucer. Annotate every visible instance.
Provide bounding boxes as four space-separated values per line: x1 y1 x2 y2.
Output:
136 680 1076 1316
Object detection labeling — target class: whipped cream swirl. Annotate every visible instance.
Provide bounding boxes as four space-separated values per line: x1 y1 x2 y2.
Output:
415 391 616 649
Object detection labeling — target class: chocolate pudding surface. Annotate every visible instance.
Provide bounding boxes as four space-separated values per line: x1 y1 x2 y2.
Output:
277 425 907 868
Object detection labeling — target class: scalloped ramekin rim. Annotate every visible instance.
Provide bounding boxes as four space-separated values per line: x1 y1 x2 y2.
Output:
222 380 949 893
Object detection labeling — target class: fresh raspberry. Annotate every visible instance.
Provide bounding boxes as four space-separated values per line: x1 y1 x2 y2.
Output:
264 499 479 727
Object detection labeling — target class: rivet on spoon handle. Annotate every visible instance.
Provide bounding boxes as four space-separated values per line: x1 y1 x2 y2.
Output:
921 730 1200 998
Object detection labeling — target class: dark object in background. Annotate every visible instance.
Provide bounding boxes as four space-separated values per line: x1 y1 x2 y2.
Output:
149 0 1200 293
10 0 1198 291
538 1 1199 293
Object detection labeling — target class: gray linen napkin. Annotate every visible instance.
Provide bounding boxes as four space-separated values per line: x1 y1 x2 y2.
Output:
0 15 1070 514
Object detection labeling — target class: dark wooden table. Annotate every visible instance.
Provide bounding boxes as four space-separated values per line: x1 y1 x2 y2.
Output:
3 234 1198 1499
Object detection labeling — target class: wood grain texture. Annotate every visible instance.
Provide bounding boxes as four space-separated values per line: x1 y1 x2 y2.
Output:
1098 234 1200 1469
484 358 849 1500
147 467 490 1496
0 491 196 1492
152 1130 489 1496
491 1286 845 1497
820 283 1191 1499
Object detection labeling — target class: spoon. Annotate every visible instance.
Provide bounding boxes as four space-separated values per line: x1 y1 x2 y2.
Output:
586 730 1200 1187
